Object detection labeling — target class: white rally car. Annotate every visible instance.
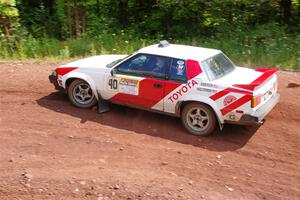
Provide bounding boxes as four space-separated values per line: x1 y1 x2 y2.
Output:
49 41 280 136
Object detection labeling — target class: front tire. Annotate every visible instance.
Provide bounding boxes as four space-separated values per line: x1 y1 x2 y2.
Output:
67 79 97 108
181 102 216 136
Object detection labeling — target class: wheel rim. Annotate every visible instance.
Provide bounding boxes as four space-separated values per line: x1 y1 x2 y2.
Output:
72 83 94 105
186 107 210 132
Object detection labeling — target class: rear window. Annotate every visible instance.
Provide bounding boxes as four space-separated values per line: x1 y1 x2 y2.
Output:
201 53 235 81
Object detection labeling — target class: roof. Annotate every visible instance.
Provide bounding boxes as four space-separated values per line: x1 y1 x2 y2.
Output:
137 43 221 61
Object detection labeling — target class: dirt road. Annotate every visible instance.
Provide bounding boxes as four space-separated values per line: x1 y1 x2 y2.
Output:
0 61 299 200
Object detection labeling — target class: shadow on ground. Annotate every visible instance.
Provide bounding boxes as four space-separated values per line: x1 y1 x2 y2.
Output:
36 92 260 152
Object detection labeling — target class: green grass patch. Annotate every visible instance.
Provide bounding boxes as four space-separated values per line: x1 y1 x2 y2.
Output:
0 29 299 70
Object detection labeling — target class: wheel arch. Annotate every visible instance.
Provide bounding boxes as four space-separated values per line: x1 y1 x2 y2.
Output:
63 72 99 100
176 96 224 126
65 78 76 88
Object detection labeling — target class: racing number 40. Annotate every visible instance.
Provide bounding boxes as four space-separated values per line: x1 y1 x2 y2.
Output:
108 78 118 90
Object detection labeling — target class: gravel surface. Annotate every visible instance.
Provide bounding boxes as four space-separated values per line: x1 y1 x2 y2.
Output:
0 62 299 200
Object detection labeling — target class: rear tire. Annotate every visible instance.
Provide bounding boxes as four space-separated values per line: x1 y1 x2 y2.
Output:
181 102 216 136
68 79 97 108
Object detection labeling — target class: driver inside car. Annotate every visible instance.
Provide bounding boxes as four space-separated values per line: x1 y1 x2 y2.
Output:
153 57 167 74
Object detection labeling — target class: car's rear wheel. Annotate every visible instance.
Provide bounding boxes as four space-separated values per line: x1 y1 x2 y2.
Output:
181 102 216 136
68 79 97 108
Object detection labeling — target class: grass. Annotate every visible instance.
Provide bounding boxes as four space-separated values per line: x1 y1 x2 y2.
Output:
0 29 299 70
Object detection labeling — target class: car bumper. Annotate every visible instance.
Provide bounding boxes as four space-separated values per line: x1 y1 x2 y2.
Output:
49 72 64 91
227 93 280 125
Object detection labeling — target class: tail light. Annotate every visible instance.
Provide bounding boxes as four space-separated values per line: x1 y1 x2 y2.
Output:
251 95 261 108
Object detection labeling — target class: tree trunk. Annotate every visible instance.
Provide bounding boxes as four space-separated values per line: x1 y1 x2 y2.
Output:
164 11 171 32
7 16 12 35
43 0 55 15
118 0 129 27
280 0 292 23
74 0 80 37
1 17 10 37
67 0 73 38
298 2 300 18
4 23 10 37
96 0 100 17
82 7 86 33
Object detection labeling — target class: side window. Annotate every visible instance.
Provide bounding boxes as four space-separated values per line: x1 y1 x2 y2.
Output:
117 54 148 73
168 59 187 82
116 54 171 79
149 56 171 78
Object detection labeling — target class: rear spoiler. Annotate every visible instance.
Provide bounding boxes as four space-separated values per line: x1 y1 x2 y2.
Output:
233 68 278 91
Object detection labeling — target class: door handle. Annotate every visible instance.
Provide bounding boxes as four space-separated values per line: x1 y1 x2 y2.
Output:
153 83 163 88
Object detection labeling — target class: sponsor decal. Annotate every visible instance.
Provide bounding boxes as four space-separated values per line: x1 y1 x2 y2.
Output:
176 60 185 75
177 60 184 65
119 78 139 96
168 79 198 103
200 82 218 88
221 95 251 115
108 77 140 96
223 95 237 106
197 87 217 93
108 78 118 91
119 78 138 87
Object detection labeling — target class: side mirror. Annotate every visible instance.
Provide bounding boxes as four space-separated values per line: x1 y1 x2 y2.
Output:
110 68 117 76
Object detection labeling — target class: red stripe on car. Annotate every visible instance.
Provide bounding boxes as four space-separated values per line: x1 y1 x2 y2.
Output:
56 67 78 76
210 87 252 101
220 95 252 115
255 68 276 73
110 78 181 109
233 68 278 91
210 90 230 101
186 59 202 80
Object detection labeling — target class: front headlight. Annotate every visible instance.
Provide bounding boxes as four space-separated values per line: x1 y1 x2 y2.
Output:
52 69 57 76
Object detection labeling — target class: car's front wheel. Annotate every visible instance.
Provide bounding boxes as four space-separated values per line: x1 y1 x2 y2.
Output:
68 79 97 108
181 102 216 136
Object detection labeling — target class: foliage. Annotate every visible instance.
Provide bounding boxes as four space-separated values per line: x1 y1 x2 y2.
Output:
0 25 299 69
0 0 299 69
0 0 19 17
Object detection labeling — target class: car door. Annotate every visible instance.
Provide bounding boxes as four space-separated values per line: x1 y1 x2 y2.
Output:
163 58 204 114
103 53 171 111
163 58 188 113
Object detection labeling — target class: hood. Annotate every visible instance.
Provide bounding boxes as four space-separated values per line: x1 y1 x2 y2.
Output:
61 55 128 69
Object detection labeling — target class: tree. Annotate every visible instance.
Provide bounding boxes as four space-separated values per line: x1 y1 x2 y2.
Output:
0 0 19 36
74 0 80 37
118 0 128 27
280 0 292 23
67 0 72 38
80 0 87 34
10 0 300 40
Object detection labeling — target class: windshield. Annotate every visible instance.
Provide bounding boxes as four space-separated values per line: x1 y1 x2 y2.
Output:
201 53 235 81
106 55 130 68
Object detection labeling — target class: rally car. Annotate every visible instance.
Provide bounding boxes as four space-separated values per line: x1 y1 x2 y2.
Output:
49 41 280 136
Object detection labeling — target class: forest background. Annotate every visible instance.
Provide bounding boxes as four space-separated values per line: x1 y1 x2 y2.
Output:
0 0 299 69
